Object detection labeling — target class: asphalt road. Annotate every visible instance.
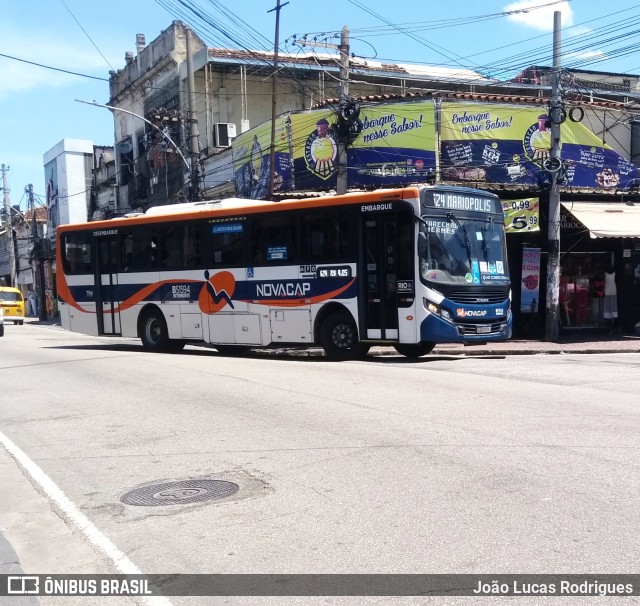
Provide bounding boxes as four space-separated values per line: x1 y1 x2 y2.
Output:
2 322 640 605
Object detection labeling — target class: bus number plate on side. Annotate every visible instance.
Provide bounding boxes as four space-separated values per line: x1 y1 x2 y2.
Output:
317 266 352 279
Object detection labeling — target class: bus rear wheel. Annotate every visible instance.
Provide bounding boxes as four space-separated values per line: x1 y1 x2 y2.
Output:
320 311 369 360
394 342 435 358
140 309 171 352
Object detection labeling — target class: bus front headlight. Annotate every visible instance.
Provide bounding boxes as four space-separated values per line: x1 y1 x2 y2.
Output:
424 299 439 315
423 298 452 323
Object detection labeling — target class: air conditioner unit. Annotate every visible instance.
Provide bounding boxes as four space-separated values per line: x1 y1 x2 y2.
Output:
213 123 237 148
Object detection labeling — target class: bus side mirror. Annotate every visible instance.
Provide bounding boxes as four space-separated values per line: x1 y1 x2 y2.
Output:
418 231 427 257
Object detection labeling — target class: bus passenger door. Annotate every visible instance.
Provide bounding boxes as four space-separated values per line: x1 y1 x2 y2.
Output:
95 236 121 335
361 212 414 341
362 216 398 340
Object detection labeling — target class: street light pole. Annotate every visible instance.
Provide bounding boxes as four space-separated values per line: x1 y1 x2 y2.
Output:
75 99 192 189
1 163 16 287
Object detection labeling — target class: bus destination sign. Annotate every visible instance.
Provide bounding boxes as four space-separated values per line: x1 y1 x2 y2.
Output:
422 191 501 215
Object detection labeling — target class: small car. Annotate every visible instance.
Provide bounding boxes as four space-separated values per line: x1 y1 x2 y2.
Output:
0 286 25 325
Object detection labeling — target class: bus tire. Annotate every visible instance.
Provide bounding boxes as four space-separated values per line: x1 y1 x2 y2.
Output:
394 342 435 358
320 311 368 360
140 309 170 352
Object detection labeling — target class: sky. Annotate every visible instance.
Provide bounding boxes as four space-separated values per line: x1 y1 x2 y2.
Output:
2 0 640 211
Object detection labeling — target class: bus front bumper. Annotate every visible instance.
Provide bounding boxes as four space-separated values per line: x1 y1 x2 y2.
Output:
420 312 512 344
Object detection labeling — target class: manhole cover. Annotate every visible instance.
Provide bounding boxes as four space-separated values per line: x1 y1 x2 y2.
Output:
121 479 239 507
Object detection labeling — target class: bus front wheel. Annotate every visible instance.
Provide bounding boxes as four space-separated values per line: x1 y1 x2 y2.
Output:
394 342 435 358
320 312 369 360
140 309 171 352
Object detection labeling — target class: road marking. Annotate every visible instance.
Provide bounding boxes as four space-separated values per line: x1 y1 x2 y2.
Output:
0 430 173 606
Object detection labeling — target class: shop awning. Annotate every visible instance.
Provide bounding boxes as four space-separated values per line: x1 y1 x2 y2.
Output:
561 202 640 238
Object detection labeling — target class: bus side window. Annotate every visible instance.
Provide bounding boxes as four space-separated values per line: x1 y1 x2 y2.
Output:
302 211 352 263
212 228 246 266
252 216 298 265
252 219 267 265
63 239 77 274
184 223 203 268
122 228 159 272
122 233 134 272
64 233 92 274
161 225 182 269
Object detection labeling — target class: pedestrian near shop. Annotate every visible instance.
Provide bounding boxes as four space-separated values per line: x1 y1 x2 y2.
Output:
603 268 618 324
28 290 38 316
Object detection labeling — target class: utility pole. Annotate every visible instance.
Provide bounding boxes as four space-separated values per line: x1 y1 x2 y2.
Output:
268 0 288 198
336 25 350 195
545 10 562 341
27 184 47 321
2 164 16 287
186 28 200 200
294 28 352 194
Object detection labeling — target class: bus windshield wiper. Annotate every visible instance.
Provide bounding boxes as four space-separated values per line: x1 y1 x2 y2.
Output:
481 216 495 262
446 212 472 265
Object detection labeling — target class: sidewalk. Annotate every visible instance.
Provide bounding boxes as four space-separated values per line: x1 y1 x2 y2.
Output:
431 333 640 356
0 531 39 605
28 317 640 356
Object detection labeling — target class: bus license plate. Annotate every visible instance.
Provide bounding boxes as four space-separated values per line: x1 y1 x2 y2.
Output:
477 325 491 334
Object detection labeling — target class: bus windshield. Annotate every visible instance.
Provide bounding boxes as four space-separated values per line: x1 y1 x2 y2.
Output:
419 212 509 285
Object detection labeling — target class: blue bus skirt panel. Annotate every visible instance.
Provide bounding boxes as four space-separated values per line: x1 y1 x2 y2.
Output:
419 310 512 344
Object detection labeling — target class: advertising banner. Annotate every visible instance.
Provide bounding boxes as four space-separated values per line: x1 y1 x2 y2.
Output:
289 102 436 190
348 101 436 186
289 110 339 191
441 102 639 189
232 117 290 199
233 100 639 199
521 248 541 314
503 197 540 233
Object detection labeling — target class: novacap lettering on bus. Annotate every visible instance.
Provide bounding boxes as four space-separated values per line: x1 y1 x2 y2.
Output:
255 282 311 297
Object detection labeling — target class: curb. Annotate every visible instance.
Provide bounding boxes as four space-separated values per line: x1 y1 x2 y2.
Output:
438 348 640 356
0 531 39 605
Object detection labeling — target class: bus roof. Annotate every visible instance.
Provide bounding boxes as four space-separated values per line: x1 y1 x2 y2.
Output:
144 198 277 216
56 186 429 233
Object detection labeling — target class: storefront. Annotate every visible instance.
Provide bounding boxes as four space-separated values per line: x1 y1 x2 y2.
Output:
559 202 640 335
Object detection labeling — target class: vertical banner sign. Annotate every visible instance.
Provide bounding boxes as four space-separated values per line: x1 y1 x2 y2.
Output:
521 248 541 314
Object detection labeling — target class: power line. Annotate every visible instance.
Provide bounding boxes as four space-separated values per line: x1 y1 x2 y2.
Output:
59 0 116 72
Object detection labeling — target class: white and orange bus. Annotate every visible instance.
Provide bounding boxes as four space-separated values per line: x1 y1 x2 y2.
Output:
56 185 512 359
